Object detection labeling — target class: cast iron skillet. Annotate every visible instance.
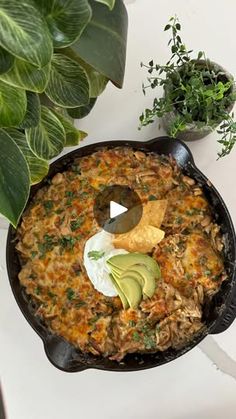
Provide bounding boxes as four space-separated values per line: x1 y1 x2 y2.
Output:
6 137 236 372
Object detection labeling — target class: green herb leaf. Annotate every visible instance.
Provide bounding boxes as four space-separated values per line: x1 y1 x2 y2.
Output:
88 250 105 260
132 331 141 342
43 200 54 211
66 287 75 300
59 235 76 250
148 194 157 201
70 218 84 231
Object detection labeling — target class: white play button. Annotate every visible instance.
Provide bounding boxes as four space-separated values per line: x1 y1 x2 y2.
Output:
110 201 128 218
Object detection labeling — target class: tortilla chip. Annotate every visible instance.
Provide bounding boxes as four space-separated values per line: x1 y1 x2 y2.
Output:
141 200 167 228
113 225 165 253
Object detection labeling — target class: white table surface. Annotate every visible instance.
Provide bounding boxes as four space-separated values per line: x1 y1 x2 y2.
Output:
1 1 236 418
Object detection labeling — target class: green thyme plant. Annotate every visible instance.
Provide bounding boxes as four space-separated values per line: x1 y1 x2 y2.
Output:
0 0 128 227
140 16 236 159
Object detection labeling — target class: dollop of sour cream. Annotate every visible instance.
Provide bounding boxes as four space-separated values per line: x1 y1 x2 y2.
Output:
83 230 128 297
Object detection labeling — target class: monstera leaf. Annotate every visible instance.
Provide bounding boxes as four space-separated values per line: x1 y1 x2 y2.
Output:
72 0 128 87
0 129 30 227
36 0 92 48
0 0 53 67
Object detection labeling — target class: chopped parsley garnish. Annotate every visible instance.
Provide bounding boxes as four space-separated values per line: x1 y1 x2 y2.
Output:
43 200 53 212
89 315 100 325
31 251 37 258
48 291 56 299
96 159 101 166
185 208 202 216
75 301 86 308
70 217 83 231
59 235 76 250
148 194 157 201
55 208 63 214
129 320 136 327
38 234 57 257
88 250 105 260
29 273 37 280
185 272 193 280
71 164 81 174
204 270 212 276
132 331 141 342
175 216 184 224
35 286 41 295
66 288 75 301
142 184 150 192
143 335 156 350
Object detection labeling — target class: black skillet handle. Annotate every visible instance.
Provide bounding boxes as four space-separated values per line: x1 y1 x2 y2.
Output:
210 296 236 334
146 136 195 167
44 335 88 372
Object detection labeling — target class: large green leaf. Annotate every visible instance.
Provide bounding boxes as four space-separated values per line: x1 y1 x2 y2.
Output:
72 0 128 87
52 110 87 146
36 0 92 49
0 58 50 93
0 0 53 67
0 46 14 74
63 48 108 97
3 128 49 184
0 80 26 127
67 97 97 119
19 92 41 129
45 53 90 107
0 129 30 227
95 0 115 10
26 106 66 160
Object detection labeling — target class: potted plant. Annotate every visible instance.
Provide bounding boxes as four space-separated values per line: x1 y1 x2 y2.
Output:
0 0 128 227
139 16 236 158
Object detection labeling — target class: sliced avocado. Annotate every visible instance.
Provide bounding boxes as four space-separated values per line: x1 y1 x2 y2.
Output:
106 260 124 274
129 265 156 298
110 269 121 282
109 275 129 309
121 269 144 288
117 276 142 309
107 263 123 277
108 253 160 279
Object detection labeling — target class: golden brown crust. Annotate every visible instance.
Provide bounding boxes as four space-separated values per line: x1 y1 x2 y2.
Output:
16 147 225 361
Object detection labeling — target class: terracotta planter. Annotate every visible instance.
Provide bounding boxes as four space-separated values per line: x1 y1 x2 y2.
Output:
162 60 236 141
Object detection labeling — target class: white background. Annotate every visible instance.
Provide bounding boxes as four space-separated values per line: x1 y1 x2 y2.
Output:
1 1 236 418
